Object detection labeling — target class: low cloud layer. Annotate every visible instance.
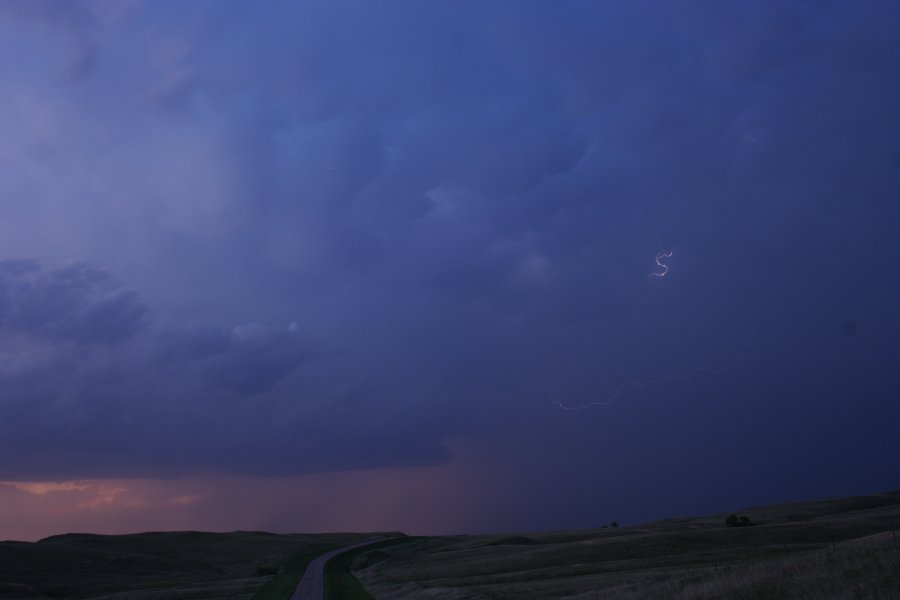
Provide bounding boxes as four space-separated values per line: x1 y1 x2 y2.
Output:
0 258 452 479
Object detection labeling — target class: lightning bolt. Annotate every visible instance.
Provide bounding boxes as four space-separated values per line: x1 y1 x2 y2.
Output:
550 347 749 411
650 250 673 278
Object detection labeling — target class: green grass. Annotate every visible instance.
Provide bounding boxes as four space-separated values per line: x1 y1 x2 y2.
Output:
324 550 374 600
324 538 413 600
250 546 328 600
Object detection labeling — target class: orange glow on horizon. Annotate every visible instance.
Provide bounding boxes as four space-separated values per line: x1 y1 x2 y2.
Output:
0 440 496 542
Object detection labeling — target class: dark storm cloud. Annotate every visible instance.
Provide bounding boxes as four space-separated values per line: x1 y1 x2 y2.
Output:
0 0 899 523
0 259 145 344
0 259 448 479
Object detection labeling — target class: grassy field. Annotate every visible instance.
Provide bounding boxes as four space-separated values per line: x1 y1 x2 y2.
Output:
2 491 899 599
353 490 900 599
0 531 370 599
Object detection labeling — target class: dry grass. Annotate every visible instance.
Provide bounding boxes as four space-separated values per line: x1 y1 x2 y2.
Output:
355 490 900 599
582 533 899 600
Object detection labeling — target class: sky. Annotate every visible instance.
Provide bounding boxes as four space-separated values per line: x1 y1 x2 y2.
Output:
0 0 899 541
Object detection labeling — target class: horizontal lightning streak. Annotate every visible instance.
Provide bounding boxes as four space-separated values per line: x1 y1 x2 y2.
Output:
550 349 748 411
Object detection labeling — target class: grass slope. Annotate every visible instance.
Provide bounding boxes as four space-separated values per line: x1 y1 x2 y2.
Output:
355 490 900 599
0 531 369 600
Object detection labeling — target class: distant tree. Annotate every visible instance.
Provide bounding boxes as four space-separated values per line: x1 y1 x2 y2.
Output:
726 514 753 527
610 521 619 528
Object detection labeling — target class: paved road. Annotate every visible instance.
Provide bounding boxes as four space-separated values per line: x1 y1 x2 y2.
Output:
290 537 392 600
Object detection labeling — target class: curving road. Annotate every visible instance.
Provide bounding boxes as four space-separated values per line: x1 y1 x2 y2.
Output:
290 537 391 600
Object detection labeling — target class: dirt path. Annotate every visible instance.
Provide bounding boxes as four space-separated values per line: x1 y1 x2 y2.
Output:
289 537 391 600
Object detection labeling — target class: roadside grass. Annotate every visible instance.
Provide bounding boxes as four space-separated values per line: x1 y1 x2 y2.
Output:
325 550 374 600
250 546 333 600
324 538 413 600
